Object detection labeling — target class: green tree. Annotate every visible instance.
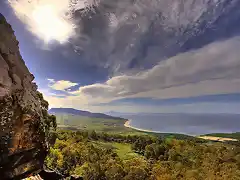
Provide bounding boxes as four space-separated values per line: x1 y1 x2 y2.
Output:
89 130 98 140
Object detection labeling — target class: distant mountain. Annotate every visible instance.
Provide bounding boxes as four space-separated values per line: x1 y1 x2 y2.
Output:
106 111 137 117
49 108 125 120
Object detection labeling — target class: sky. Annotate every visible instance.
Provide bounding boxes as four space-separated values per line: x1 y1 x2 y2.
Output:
1 0 240 113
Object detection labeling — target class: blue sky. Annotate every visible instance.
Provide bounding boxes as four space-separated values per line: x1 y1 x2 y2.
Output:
1 0 240 113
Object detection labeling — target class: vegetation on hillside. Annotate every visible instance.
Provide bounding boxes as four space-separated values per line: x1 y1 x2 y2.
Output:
54 113 202 140
45 130 240 180
55 113 146 135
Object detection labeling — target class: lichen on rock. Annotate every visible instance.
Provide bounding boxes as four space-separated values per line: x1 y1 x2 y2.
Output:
0 13 56 179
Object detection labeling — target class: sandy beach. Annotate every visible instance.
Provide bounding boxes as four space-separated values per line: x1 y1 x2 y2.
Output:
124 120 162 133
124 120 197 135
124 120 239 142
197 136 238 142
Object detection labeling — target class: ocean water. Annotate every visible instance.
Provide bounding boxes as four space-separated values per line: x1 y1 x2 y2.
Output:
123 114 240 135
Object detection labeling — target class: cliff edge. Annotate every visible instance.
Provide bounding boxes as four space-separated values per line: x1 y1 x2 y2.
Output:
0 13 56 179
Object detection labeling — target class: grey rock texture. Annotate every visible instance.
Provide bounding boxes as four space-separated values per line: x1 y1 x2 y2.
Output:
0 14 56 179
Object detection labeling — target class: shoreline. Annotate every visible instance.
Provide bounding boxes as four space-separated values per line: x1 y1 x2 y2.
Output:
124 120 196 135
124 120 169 134
124 120 239 142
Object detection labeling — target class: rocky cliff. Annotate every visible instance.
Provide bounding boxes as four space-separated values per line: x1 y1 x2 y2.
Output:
0 13 56 179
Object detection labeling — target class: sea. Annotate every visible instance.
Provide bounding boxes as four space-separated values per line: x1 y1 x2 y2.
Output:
122 113 240 136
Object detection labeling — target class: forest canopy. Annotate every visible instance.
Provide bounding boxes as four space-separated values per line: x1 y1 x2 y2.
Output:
45 130 240 180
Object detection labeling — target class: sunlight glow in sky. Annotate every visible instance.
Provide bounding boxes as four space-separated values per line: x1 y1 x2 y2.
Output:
8 0 94 43
31 5 73 43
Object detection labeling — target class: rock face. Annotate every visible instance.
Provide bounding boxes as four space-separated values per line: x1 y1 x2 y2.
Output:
0 13 56 179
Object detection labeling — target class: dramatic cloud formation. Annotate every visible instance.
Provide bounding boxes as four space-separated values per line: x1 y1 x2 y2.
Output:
9 0 240 72
5 0 240 113
8 0 97 43
44 37 240 110
75 37 240 101
69 0 240 73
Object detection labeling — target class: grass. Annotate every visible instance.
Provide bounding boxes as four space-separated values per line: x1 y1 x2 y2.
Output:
94 141 140 160
113 142 140 159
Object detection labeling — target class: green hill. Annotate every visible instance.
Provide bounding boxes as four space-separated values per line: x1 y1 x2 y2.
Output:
54 113 146 136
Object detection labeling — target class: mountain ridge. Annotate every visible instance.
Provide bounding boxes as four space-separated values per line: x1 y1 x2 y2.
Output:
49 108 126 120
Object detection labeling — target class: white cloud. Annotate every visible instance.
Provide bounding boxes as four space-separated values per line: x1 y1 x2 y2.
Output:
71 37 240 102
43 92 88 109
94 102 240 114
43 90 240 113
8 0 97 43
42 37 240 112
47 78 55 83
48 79 78 91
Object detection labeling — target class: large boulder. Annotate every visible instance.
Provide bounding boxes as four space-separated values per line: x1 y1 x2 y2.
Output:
0 13 56 179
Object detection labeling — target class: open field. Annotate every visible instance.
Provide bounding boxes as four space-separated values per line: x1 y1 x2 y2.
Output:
93 141 140 160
